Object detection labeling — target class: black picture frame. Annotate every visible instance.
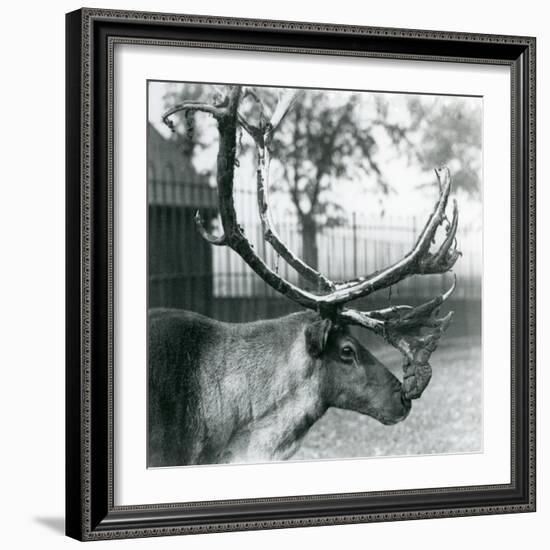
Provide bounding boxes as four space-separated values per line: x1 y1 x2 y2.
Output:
66 8 536 541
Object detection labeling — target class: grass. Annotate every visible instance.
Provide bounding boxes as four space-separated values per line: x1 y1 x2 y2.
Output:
293 336 482 461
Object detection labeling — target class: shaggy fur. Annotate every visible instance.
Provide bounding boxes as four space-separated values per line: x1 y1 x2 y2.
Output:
148 309 410 466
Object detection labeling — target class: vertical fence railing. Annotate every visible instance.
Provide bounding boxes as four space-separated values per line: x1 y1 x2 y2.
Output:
149 178 481 322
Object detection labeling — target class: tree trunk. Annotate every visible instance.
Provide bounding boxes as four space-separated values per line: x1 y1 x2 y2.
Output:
300 216 319 289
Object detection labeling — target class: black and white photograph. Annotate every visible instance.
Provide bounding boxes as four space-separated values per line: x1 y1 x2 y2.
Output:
146 81 482 468
60 5 535 543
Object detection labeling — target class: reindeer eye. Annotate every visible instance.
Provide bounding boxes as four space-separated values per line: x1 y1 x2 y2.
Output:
340 345 355 361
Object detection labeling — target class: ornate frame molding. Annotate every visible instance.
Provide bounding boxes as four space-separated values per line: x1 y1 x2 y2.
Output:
66 8 536 541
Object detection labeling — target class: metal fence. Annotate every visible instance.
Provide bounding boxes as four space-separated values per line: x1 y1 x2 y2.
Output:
148 178 481 326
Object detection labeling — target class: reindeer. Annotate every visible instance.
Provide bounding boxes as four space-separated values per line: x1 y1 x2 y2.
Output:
148 86 460 467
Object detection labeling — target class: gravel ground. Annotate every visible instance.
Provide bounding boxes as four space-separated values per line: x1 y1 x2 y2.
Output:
293 336 482 461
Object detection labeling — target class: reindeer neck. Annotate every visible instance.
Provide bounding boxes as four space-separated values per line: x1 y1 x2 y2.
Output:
218 312 328 463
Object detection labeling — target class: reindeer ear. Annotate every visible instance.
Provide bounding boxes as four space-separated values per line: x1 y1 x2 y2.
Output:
305 318 333 358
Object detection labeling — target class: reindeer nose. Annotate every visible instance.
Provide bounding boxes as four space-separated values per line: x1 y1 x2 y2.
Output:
378 389 412 425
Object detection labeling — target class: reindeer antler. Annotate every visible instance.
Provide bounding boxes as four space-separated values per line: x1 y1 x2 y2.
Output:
162 85 460 400
242 89 335 291
340 277 456 398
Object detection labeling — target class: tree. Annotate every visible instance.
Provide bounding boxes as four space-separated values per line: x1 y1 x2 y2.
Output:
161 84 479 282
406 96 482 196
163 85 412 276
267 90 391 273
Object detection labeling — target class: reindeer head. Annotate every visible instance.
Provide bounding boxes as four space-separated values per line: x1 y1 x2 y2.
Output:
304 317 411 425
163 85 460 410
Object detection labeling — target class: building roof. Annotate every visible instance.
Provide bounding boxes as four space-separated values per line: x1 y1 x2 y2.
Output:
147 122 216 208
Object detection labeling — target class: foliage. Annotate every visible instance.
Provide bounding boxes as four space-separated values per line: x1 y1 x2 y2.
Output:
407 97 482 196
162 84 481 269
267 90 389 228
